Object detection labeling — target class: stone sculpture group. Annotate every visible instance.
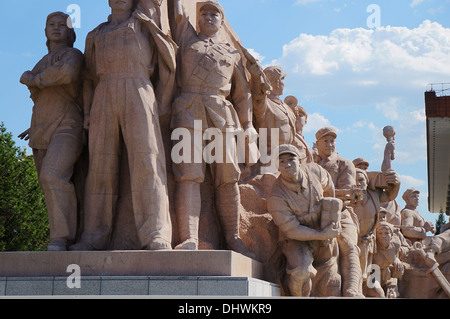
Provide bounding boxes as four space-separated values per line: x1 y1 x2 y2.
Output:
19 0 450 298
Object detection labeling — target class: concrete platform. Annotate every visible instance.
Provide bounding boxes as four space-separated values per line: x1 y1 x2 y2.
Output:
0 250 280 297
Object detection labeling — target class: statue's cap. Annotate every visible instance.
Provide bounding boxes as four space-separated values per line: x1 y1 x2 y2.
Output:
264 66 287 83
315 127 337 141
353 157 369 167
402 188 420 201
198 1 225 16
277 144 306 160
376 221 394 233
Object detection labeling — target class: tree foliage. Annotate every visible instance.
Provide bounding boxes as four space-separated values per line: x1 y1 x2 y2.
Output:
0 122 49 251
435 209 447 236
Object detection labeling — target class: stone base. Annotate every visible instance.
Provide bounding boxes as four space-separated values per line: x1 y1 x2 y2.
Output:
0 250 280 297
0 276 280 297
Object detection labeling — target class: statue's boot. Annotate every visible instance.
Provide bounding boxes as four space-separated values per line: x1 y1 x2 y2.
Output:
215 183 256 260
341 248 365 298
174 181 201 250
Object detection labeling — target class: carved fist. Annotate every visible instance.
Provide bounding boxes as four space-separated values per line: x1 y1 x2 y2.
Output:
20 71 36 87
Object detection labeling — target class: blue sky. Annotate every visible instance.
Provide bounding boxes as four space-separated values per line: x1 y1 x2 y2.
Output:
1 0 449 226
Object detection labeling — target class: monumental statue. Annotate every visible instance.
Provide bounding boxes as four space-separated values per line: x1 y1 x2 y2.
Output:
19 12 85 252
267 144 342 297
400 188 436 244
314 127 364 297
13 0 449 299
352 167 401 288
284 95 314 164
369 221 408 298
169 0 256 258
70 0 175 251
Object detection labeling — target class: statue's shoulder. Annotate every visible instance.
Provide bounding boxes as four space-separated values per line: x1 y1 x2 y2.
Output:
86 21 110 39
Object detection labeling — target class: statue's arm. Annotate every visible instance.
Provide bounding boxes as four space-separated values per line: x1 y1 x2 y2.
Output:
33 50 84 89
401 210 426 240
268 195 332 241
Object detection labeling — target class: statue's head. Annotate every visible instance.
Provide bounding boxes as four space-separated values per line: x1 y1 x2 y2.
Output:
264 66 286 97
402 188 420 208
383 125 396 142
198 1 225 36
315 127 338 158
277 144 305 182
291 104 308 132
45 12 76 51
355 168 369 190
353 158 369 171
376 221 394 249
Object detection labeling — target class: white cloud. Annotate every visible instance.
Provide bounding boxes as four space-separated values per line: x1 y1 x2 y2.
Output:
270 19 450 171
376 98 400 121
304 112 332 133
247 48 266 64
410 109 426 122
274 20 450 109
400 175 426 187
410 0 426 8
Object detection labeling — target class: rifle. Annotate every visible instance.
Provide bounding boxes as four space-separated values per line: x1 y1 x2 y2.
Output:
335 187 365 205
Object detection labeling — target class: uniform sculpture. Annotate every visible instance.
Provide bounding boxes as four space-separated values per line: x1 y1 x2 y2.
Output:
71 0 175 251
268 145 342 297
169 0 255 258
19 12 85 251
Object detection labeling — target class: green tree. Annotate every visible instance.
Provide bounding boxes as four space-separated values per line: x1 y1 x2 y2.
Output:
0 122 49 251
435 209 447 236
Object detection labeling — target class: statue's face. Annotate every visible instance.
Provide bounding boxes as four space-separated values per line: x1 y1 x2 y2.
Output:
272 76 285 97
317 135 336 157
356 172 368 190
295 114 307 132
406 192 420 208
109 0 134 12
377 227 392 249
278 153 301 182
45 15 70 44
198 8 223 36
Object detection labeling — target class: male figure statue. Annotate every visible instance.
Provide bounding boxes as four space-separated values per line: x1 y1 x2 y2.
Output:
370 222 407 298
400 188 435 244
19 12 84 251
71 0 175 251
315 126 364 297
170 0 255 258
268 144 342 297
284 96 314 164
252 66 297 157
352 168 400 286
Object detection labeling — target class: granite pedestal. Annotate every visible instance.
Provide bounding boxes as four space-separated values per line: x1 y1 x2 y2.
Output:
0 250 280 297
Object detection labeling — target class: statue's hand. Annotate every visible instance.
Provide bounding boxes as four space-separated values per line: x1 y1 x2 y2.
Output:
18 129 30 141
20 71 35 87
320 222 341 240
243 123 258 144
